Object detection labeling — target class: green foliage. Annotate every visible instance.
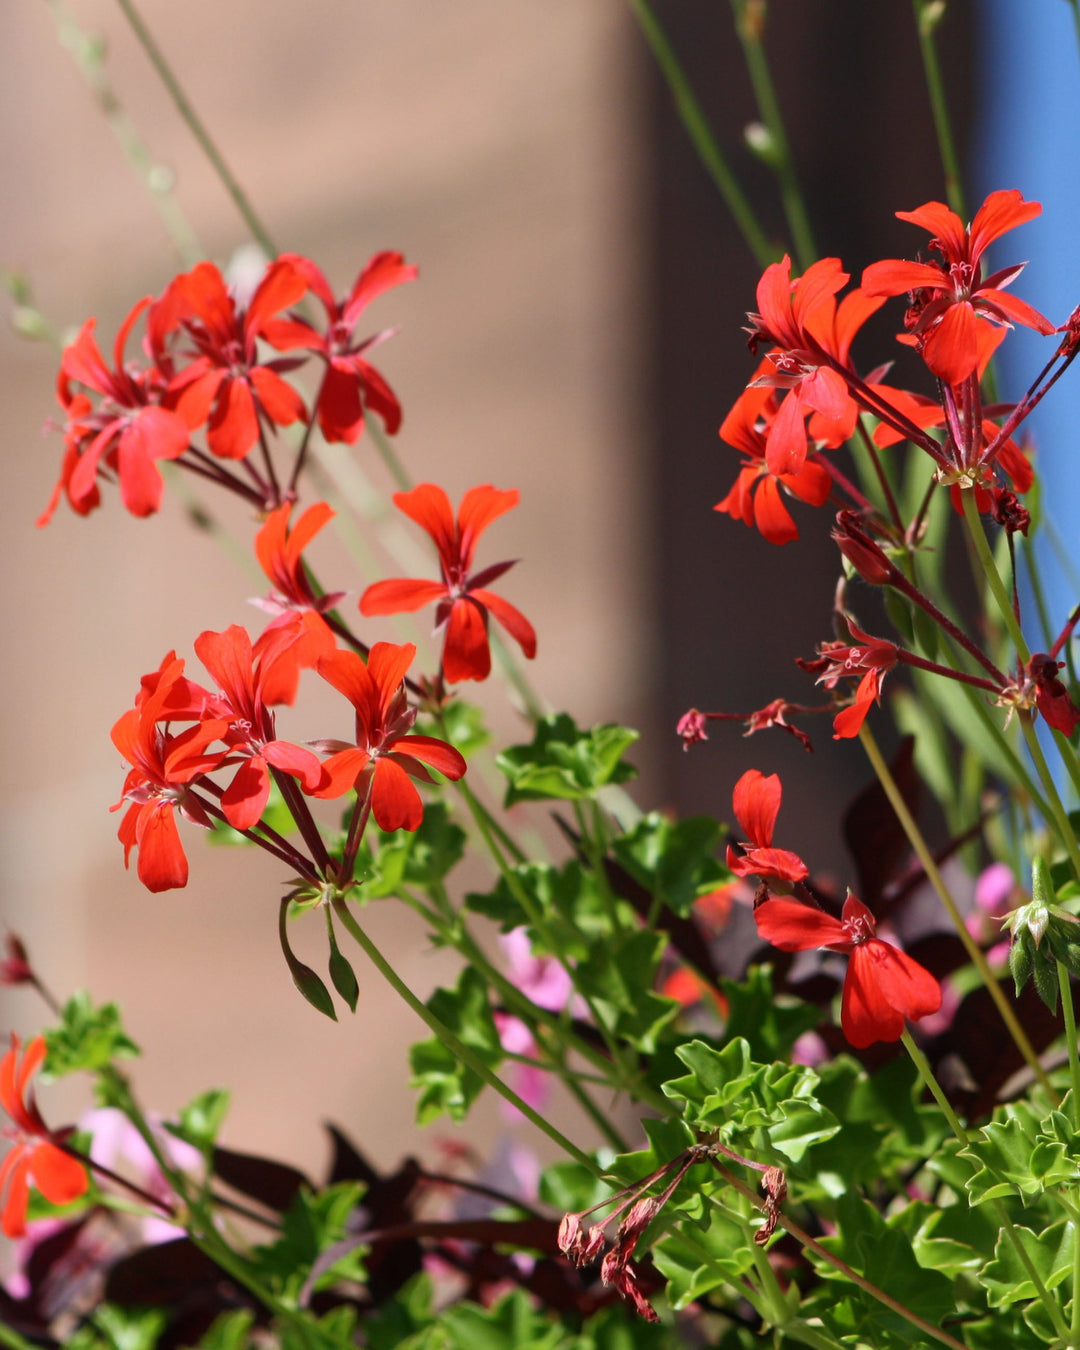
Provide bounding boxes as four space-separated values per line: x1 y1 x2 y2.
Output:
417 699 492 758
65 1306 168 1350
409 966 503 1123
718 965 822 1062
252 1181 366 1300
982 1220 1076 1307
192 1311 257 1350
661 1038 840 1162
167 1086 231 1155
353 801 467 901
574 928 679 1052
43 991 140 1077
610 812 729 918
496 714 638 805
466 859 609 943
959 1098 1080 1203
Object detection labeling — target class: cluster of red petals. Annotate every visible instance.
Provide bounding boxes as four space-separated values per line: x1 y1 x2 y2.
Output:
1 1035 88 1238
310 642 466 831
1028 653 1080 737
111 654 230 893
39 299 191 524
798 627 899 739
755 893 941 1047
725 770 808 890
262 251 416 443
43 251 413 523
360 484 537 683
862 190 1055 387
744 255 884 477
715 368 832 545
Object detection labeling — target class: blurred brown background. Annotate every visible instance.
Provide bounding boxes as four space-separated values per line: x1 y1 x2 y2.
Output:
0 1 966 1184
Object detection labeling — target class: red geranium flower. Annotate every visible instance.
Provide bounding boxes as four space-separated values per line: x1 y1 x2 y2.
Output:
194 625 328 831
311 642 467 831
745 257 884 475
262 251 417 443
359 484 537 683
158 258 309 460
0 1035 88 1238
861 190 1055 387
798 628 900 739
40 299 191 524
253 500 345 619
725 769 809 890
715 367 832 545
755 893 941 1047
111 655 229 892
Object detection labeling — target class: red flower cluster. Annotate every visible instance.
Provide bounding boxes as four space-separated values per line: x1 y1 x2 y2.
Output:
1 1036 88 1238
725 769 808 890
360 484 537 683
42 251 414 523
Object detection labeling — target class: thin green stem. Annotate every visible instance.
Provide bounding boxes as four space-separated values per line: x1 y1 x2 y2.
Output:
1058 961 1080 1125
46 0 203 264
331 897 601 1172
961 487 1028 661
114 0 277 257
912 0 965 217
1019 713 1080 881
365 417 414 493
708 1158 971 1350
901 1030 1071 1344
625 0 774 268
859 724 1056 1097
730 0 816 269
0 1325 39 1350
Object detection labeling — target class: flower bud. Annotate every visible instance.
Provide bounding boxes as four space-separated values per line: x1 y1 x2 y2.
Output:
832 511 896 586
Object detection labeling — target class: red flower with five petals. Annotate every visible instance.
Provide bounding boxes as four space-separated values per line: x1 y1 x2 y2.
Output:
111 655 229 892
715 368 832 545
262 251 417 443
1 1035 88 1238
861 190 1055 387
755 893 941 1047
40 299 191 524
159 258 309 460
725 769 809 890
311 642 466 831
359 484 537 683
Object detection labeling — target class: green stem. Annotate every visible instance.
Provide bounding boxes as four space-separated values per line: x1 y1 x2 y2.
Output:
0 1324 40 1350
1019 713 1080 882
46 0 203 265
961 487 1028 660
708 1158 970 1350
625 0 775 268
114 0 278 257
1058 961 1080 1125
912 0 965 217
365 417 413 493
331 897 601 1172
859 724 1056 1098
901 1030 1071 1345
730 0 816 269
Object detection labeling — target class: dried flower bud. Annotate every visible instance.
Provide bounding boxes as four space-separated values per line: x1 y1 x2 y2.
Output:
0 934 33 986
992 488 1030 536
1028 653 1080 736
582 1224 607 1264
557 1211 584 1261
676 708 709 749
756 1165 787 1245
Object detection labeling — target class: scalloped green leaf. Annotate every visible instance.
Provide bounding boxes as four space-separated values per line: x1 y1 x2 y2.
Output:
982 1220 1076 1308
496 714 638 805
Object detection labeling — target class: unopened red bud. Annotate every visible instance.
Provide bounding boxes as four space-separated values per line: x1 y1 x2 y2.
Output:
557 1212 583 1260
992 488 1030 536
833 512 895 585
0 934 33 986
582 1224 606 1264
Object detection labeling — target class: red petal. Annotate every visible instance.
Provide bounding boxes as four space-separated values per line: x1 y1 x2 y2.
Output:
921 302 978 386
0 1150 31 1238
861 259 949 297
263 740 327 792
207 377 258 460
841 944 906 1047
751 475 799 545
249 365 306 428
470 589 536 659
755 898 846 951
456 486 519 568
978 288 1056 336
967 189 1041 267
764 391 808 477
359 577 448 616
221 756 271 831
391 734 466 781
865 940 942 1022
134 801 189 892
343 250 418 325
731 768 781 847
894 200 966 261
28 1140 88 1206
442 597 491 682
310 747 370 798
740 845 809 885
392 484 457 565
371 756 423 832
366 641 418 720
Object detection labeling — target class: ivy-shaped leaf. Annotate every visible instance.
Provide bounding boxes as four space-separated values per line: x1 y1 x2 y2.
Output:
408 967 503 1124
252 1181 365 1300
496 714 638 805
960 1108 1073 1204
574 929 679 1052
610 812 729 918
982 1220 1076 1308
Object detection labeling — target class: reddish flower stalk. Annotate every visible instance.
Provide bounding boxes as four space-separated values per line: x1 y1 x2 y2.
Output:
755 893 941 1047
676 700 823 752
0 1036 88 1238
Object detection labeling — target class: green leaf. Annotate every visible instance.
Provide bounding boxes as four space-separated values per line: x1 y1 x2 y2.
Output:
416 699 492 758
467 859 609 948
168 1087 231 1154
574 929 679 1051
496 713 638 805
44 992 140 1077
719 965 822 1062
67 1305 166 1350
409 967 503 1124
253 1181 366 1299
982 1220 1076 1307
610 812 729 918
661 1038 839 1162
354 802 467 900
960 1107 1073 1203
652 1202 758 1307
192 1311 257 1350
